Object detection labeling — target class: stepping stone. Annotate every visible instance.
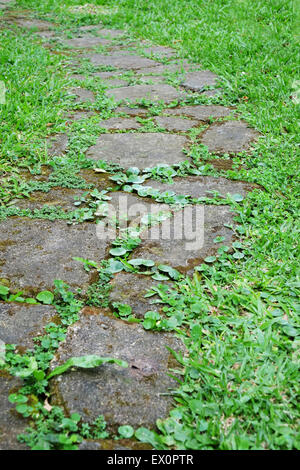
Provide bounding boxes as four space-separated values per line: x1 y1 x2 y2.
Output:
109 272 170 318
98 117 141 130
202 88 223 97
0 218 113 294
153 116 199 132
115 106 150 116
165 105 232 120
77 26 124 37
63 37 112 48
101 78 129 88
86 133 190 169
79 439 151 450
66 110 95 121
88 53 160 70
106 84 185 104
14 19 55 31
139 75 166 84
0 373 27 450
141 175 257 199
13 188 87 212
98 28 124 38
142 46 176 58
47 134 68 156
68 74 87 81
0 302 56 350
181 70 219 92
132 205 235 273
137 63 190 75
201 121 260 154
50 310 183 431
91 70 127 79
0 0 12 9
35 30 57 39
68 87 95 103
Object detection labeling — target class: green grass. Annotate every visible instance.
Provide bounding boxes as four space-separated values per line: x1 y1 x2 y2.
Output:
0 0 299 450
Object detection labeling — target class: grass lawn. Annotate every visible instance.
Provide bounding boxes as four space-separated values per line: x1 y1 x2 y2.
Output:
0 0 299 450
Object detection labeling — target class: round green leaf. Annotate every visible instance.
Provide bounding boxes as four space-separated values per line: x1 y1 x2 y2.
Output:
109 247 127 257
118 425 134 438
36 291 54 305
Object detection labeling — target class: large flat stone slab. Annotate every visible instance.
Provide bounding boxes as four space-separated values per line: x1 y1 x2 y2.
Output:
142 46 176 58
100 191 171 231
50 310 183 431
14 18 55 31
141 175 256 199
0 218 111 294
132 205 235 273
0 302 56 350
68 87 95 103
106 84 185 104
165 105 232 120
86 133 189 169
181 70 219 92
63 37 112 48
88 53 160 70
0 373 27 450
109 272 170 318
153 116 199 132
201 121 260 154
98 117 141 130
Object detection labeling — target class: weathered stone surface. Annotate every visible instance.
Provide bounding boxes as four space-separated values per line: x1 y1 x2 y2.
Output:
78 438 151 450
202 88 223 97
88 53 160 70
154 116 199 132
63 37 112 48
47 134 68 156
66 110 95 121
106 84 185 104
0 373 27 450
101 78 129 88
0 302 56 349
68 87 95 103
137 64 190 75
15 18 55 31
165 105 232 120
13 188 87 212
98 117 141 130
142 46 176 58
141 175 256 199
50 311 183 431
78 26 124 38
132 205 235 273
115 106 150 116
0 0 12 9
0 218 112 294
86 133 190 169
92 70 126 79
109 272 170 318
68 74 86 81
98 28 124 38
78 169 112 188
201 121 260 154
181 70 219 92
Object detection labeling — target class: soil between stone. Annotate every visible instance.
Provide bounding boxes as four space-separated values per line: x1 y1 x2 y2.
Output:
0 302 57 349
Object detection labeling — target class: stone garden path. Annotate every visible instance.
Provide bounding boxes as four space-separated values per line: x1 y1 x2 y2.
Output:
0 6 260 449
